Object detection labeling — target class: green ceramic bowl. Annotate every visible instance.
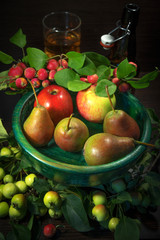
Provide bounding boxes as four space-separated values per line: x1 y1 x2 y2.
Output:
12 90 151 187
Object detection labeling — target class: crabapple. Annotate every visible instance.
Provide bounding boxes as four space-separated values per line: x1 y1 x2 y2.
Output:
8 65 23 78
15 181 28 193
31 78 41 88
48 208 62 219
2 183 18 199
92 190 107 205
112 77 120 86
108 217 120 232
0 184 4 194
38 206 48 216
43 223 56 238
0 192 2 201
17 62 27 70
113 68 117 77
0 201 9 218
42 80 50 88
129 61 137 69
24 67 36 79
111 179 126 193
47 59 59 70
11 193 27 209
0 147 12 157
87 74 99 84
58 59 68 68
43 191 62 209
25 173 37 187
49 70 56 80
80 77 88 82
92 204 109 222
57 66 64 71
37 68 48 80
15 77 28 89
9 205 26 220
118 82 130 92
3 174 14 184
0 168 5 181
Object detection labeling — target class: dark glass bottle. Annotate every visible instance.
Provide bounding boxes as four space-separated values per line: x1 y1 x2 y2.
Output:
101 3 140 65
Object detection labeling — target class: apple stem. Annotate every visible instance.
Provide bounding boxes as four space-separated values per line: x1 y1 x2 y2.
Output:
67 113 74 131
27 79 40 107
134 140 157 148
106 86 115 112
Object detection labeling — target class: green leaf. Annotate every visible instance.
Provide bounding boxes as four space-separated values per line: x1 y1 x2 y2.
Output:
62 193 92 232
145 171 160 187
68 80 91 92
84 52 110 67
112 191 132 204
9 222 31 240
147 108 160 124
27 215 34 231
32 178 51 193
9 28 27 48
0 233 5 240
139 69 159 82
54 68 76 88
115 216 140 240
26 47 48 70
97 65 110 80
95 79 117 97
127 80 150 89
74 56 96 75
0 51 14 64
66 51 86 69
117 58 137 80
0 119 9 139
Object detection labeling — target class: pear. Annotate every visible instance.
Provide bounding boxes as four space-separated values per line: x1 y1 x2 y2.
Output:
83 133 135 166
103 86 140 140
23 81 55 147
54 114 89 152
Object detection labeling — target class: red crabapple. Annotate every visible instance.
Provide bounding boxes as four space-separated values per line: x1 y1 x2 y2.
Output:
17 62 27 70
80 77 88 82
46 59 59 70
42 80 50 88
8 65 23 78
37 68 48 80
57 66 64 71
15 77 28 89
129 61 137 69
87 74 99 84
112 77 120 86
58 59 68 68
43 224 56 238
49 70 56 80
113 68 117 77
118 82 130 92
31 78 41 88
24 67 36 79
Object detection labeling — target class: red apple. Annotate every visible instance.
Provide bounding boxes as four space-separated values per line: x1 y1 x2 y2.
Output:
34 85 73 125
76 85 116 123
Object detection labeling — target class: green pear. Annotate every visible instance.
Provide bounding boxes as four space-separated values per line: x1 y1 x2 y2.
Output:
83 133 135 166
54 114 89 152
103 109 140 140
103 86 140 140
23 81 55 147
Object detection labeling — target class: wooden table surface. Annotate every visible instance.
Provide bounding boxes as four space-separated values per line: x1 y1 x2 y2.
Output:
0 0 160 239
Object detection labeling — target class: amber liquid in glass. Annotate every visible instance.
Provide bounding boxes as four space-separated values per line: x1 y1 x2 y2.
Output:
44 31 81 57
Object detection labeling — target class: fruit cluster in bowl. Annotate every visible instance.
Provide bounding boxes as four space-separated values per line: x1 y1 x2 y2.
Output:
10 53 152 186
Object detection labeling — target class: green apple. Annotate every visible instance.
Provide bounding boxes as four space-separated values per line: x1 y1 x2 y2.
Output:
15 180 28 193
92 204 109 222
48 208 62 219
0 201 9 218
0 192 3 202
2 183 18 199
0 184 4 195
76 84 116 123
25 173 37 187
38 206 48 216
43 191 62 209
11 194 27 209
92 190 107 205
108 217 120 232
9 205 26 220
0 147 12 157
3 174 14 184
0 168 5 181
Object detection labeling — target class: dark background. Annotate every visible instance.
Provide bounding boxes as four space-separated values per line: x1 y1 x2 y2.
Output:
0 1 160 239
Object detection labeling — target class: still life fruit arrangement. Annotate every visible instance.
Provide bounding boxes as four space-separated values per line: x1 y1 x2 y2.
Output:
0 28 160 240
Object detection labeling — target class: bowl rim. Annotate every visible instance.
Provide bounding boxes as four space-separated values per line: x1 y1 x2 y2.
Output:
12 90 152 174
